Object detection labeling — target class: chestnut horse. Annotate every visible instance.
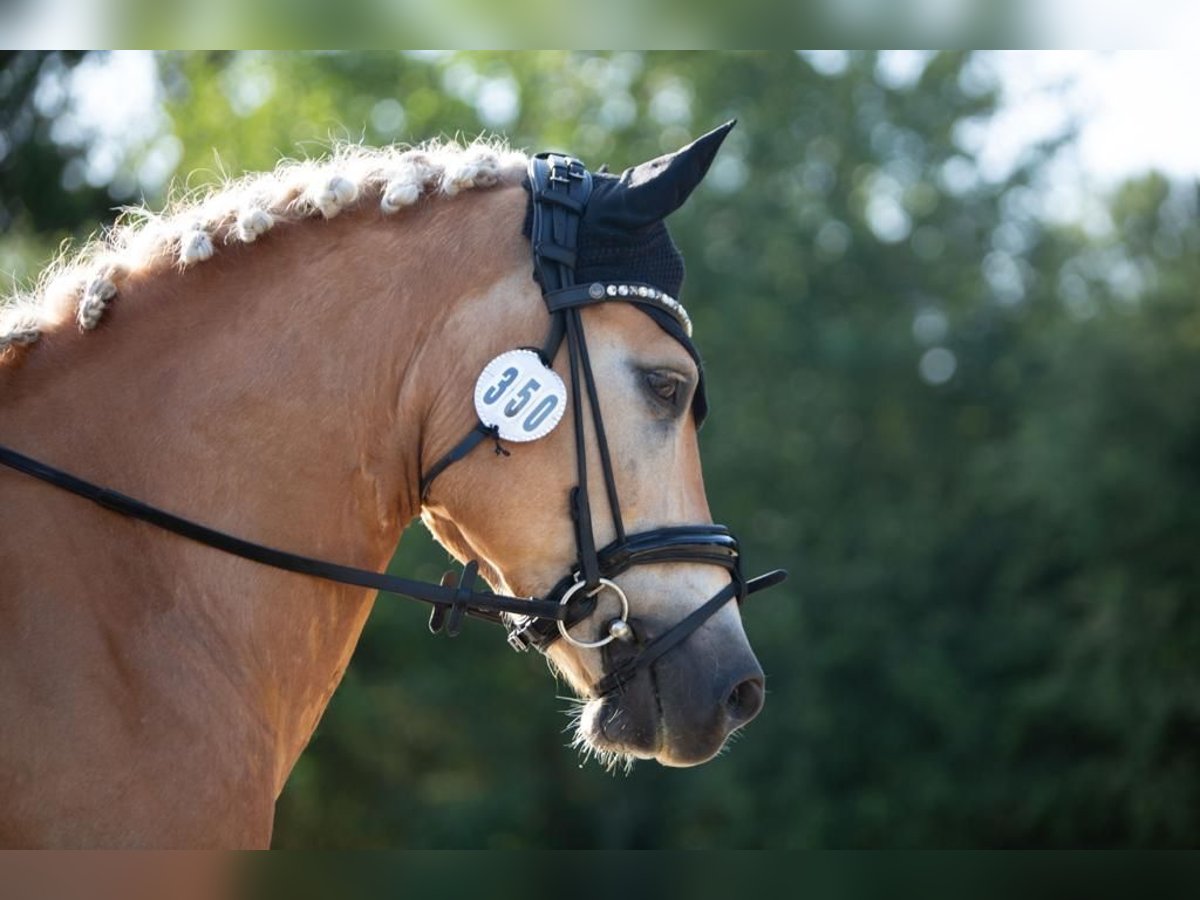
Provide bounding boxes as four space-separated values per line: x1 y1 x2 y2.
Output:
0 132 769 847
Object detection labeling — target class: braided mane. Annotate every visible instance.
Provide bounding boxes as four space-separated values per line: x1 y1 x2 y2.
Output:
0 138 528 354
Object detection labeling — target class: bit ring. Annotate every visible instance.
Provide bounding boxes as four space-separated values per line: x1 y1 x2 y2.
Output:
557 577 630 648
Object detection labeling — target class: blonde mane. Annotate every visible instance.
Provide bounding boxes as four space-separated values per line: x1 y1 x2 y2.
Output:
0 138 529 353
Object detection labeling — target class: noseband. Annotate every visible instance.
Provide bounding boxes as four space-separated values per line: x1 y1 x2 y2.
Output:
420 154 786 695
0 152 785 700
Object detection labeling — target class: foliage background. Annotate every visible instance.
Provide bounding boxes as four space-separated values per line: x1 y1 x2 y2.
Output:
2 51 1197 848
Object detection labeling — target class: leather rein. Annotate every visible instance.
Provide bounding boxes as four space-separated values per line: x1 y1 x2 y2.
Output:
0 152 786 698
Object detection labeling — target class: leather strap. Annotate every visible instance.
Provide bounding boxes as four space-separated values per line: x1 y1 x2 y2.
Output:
503 525 763 653
420 422 495 501
593 568 787 696
0 443 561 623
575 310 625 549
544 282 665 312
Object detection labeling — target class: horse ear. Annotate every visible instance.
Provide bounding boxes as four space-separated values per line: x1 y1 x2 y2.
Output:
593 120 736 229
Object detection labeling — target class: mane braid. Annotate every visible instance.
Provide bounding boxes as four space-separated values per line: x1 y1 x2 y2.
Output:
0 138 528 354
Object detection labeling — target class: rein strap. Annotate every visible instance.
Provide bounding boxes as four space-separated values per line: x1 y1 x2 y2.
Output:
0 443 561 623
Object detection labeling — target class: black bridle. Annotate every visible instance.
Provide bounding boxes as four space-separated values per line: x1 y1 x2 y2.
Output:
0 151 785 699
420 153 786 694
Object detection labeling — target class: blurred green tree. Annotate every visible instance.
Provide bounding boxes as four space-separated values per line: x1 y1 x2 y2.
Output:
0 51 110 233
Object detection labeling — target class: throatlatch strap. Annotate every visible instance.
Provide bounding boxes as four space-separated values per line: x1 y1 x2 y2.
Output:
420 423 494 500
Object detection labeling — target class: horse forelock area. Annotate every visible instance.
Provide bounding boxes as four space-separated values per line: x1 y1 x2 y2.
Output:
0 138 529 354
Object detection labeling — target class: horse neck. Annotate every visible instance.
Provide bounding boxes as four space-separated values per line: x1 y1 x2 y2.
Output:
1 184 531 796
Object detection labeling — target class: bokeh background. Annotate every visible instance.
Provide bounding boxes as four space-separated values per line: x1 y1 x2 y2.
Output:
2 51 1198 848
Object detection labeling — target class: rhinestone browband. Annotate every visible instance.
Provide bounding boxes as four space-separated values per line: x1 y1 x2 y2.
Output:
586 282 693 337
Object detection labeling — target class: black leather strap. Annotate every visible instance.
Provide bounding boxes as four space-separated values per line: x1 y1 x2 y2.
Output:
544 282 666 313
575 311 626 548
593 567 787 696
544 286 708 428
529 154 592 296
502 526 768 653
596 525 740 574
421 422 497 501
565 309 601 589
0 442 561 622
544 525 742 605
595 580 741 697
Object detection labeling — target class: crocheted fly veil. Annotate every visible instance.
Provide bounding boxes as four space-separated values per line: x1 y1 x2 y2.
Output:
522 120 737 425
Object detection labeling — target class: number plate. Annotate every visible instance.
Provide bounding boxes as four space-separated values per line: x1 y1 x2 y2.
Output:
474 349 567 442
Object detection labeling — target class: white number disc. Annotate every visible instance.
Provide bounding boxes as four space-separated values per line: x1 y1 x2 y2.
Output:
474 349 567 442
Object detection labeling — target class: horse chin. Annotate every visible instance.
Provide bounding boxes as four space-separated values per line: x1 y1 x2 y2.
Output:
574 691 729 771
569 643 765 769
574 695 659 772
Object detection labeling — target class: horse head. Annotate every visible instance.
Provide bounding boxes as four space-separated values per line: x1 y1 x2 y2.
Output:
420 123 781 768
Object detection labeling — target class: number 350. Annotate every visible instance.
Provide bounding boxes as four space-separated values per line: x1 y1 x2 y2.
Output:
482 369 559 433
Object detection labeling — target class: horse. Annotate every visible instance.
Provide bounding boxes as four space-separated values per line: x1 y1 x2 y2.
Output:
0 124 782 847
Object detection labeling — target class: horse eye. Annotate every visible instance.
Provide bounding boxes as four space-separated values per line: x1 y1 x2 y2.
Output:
645 371 680 404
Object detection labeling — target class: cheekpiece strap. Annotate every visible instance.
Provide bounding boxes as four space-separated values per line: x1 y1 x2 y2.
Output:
527 154 593 299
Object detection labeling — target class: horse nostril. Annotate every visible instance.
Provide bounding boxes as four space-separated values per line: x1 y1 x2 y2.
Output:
724 676 765 729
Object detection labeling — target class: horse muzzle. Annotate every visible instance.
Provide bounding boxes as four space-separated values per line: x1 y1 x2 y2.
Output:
581 608 767 766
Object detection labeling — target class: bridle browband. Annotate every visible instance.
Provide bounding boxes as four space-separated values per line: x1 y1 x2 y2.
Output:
0 151 785 700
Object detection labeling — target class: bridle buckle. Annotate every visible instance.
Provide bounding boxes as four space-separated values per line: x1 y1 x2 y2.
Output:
506 622 534 653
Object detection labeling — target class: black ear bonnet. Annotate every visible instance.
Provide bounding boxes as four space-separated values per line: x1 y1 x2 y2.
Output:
520 121 736 427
